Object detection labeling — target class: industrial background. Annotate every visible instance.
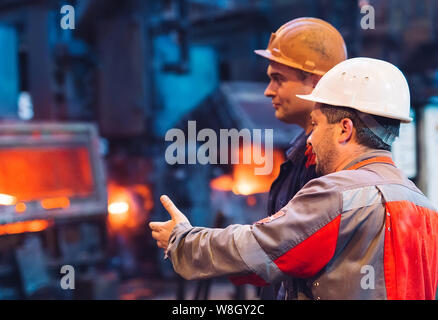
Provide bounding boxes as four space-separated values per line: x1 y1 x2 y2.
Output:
0 0 436 300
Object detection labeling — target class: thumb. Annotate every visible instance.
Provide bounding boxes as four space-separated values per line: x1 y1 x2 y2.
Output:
160 195 188 223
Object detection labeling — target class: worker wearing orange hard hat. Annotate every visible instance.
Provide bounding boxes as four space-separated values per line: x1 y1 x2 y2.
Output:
254 17 347 299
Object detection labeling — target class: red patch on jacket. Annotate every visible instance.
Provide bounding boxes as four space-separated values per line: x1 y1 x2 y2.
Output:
273 215 341 278
384 201 438 300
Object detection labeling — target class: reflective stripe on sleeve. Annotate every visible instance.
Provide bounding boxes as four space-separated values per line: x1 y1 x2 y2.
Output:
233 224 285 283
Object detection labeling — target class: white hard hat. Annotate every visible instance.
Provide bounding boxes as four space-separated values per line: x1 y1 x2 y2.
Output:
296 57 412 123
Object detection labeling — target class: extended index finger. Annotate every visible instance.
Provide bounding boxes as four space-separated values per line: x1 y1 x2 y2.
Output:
160 195 183 219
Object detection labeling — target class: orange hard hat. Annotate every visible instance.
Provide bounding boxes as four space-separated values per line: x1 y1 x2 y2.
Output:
255 17 347 76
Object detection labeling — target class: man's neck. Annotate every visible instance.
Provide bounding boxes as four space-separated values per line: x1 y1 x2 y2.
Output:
332 146 375 172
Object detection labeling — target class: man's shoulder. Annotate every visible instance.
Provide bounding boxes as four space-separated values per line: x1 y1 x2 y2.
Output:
288 169 387 216
297 168 386 196
298 164 422 200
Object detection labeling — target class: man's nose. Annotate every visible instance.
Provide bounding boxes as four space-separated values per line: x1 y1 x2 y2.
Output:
264 82 276 97
306 134 312 146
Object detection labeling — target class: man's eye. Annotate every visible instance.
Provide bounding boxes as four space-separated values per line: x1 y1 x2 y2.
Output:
311 122 316 127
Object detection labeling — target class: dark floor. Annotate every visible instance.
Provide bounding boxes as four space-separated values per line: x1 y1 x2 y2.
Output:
118 277 260 300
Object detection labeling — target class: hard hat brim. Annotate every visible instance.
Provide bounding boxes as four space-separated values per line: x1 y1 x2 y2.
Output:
296 94 412 123
254 49 271 59
254 49 296 69
254 49 325 76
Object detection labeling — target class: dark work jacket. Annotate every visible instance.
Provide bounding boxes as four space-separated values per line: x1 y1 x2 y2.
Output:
261 130 318 299
267 131 318 215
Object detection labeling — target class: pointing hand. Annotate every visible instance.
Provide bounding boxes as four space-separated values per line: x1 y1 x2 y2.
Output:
149 195 189 249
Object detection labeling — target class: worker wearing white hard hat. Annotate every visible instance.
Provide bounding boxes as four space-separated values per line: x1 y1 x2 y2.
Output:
297 57 412 175
151 58 438 299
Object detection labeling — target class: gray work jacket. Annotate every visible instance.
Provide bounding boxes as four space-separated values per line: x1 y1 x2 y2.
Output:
167 150 438 299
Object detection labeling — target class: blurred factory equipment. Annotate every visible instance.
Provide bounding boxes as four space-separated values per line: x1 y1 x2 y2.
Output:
0 122 108 299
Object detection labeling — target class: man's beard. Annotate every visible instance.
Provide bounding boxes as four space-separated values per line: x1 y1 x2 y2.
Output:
315 152 337 176
314 132 338 176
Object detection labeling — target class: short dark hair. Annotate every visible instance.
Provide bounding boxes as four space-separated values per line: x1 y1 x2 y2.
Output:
319 104 400 151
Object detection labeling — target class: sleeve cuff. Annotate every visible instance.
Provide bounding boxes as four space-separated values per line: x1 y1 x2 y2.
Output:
165 221 193 259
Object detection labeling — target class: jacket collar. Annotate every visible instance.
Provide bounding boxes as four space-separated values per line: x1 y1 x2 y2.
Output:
341 150 394 171
285 131 308 161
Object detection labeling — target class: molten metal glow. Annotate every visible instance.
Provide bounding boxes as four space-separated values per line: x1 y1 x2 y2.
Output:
107 182 154 231
107 186 131 230
0 147 93 202
210 175 233 191
0 193 17 205
41 197 70 210
107 201 130 228
0 219 51 235
210 147 285 195
232 182 253 196
108 202 129 215
15 202 27 213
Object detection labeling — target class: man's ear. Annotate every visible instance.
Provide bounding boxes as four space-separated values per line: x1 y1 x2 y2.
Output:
338 118 354 144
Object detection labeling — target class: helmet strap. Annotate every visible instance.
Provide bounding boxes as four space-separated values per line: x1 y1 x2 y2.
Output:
355 111 398 145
